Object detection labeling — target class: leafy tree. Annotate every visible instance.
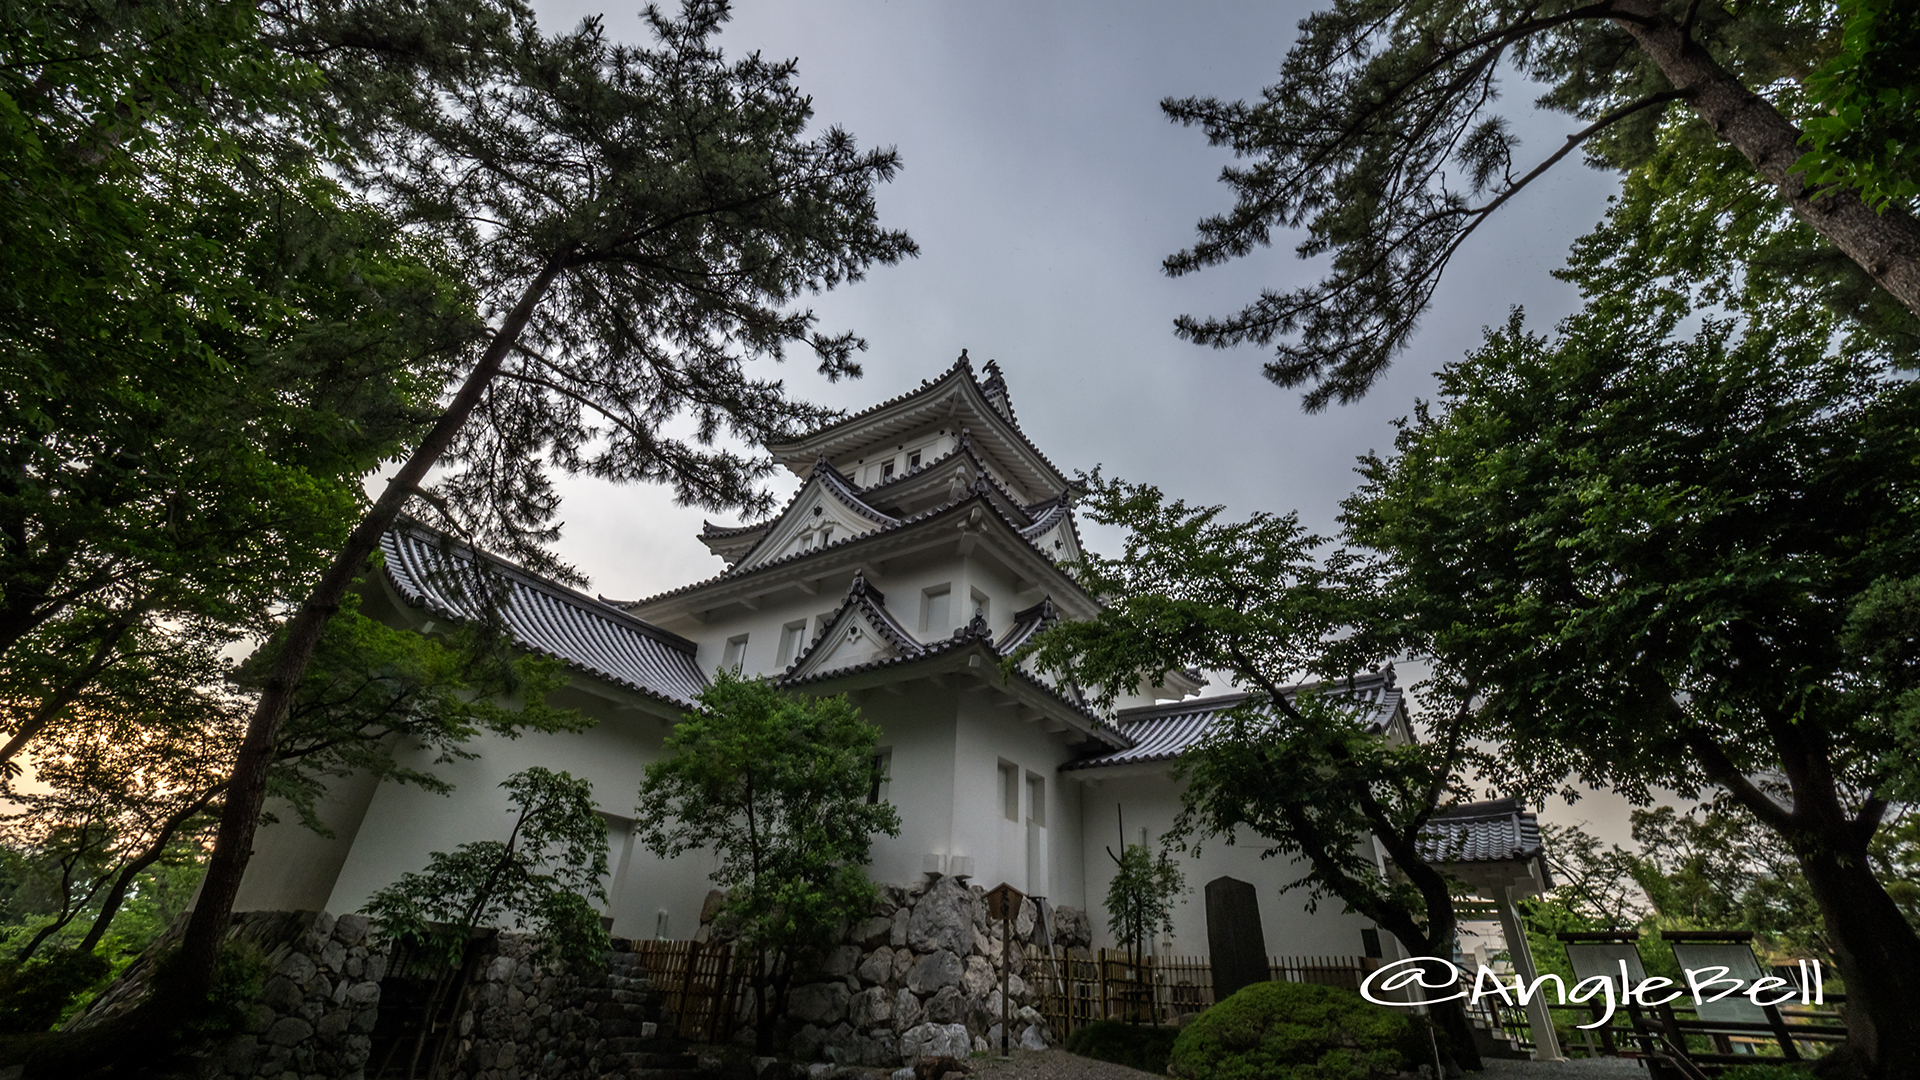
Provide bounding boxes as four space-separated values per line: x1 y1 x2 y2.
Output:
1104 841 1185 962
1798 0 1920 209
1102 833 1184 1024
1014 475 1490 1067
1341 289 1920 1077
635 673 900 1054
1160 0 1920 408
0 0 473 773
181 0 914 1000
365 766 610 1080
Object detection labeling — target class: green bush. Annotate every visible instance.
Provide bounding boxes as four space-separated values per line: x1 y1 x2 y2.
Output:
1066 1018 1182 1074
1167 981 1423 1080
1717 1065 1814 1080
0 948 112 1034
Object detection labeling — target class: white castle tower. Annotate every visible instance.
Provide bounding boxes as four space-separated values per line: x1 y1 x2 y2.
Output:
236 354 1469 965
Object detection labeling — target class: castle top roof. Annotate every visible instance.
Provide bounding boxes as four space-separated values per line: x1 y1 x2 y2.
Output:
766 353 1072 499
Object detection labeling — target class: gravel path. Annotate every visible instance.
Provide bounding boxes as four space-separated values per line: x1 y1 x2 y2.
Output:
965 1049 1164 1080
947 1049 1652 1080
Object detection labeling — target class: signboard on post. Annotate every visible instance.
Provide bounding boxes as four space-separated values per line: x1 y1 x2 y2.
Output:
984 883 1024 1056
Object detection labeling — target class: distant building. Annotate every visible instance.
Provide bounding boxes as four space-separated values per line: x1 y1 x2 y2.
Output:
236 354 1536 968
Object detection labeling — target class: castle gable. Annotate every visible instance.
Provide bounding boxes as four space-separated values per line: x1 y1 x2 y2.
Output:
785 572 924 680
730 461 896 573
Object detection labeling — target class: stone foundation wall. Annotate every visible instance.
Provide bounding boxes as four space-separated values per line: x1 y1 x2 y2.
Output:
64 880 1094 1078
739 875 1085 1066
69 910 385 1080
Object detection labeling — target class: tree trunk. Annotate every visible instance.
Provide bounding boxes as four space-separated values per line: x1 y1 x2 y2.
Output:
1796 830 1920 1080
77 787 223 953
1609 0 1920 317
170 254 567 1006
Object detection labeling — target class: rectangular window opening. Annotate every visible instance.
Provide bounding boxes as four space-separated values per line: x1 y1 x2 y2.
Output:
778 621 807 666
999 760 1019 822
869 750 892 806
920 585 952 635
721 634 749 671
970 588 990 625
1026 773 1046 827
881 460 895 481
908 450 922 470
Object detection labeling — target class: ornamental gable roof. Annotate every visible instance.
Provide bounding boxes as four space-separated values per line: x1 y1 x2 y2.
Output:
852 429 1047 525
777 596 1131 751
617 484 1098 623
1415 798 1551 877
1018 494 1083 565
783 572 925 681
1061 669 1405 772
727 458 898 573
380 524 707 709
767 352 1071 502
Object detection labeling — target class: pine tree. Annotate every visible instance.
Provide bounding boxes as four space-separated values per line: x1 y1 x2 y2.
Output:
1162 0 1920 408
176 0 915 1013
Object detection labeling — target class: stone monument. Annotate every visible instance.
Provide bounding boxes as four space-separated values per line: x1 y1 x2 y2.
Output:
1205 875 1269 1003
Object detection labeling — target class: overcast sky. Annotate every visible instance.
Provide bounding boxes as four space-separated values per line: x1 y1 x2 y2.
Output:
521 1 1647 835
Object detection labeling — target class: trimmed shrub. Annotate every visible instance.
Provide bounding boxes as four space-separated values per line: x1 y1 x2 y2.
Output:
1066 1018 1182 1074
1167 981 1423 1080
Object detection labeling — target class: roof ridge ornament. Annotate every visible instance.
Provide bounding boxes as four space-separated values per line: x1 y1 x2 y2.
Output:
979 359 1012 421
847 568 885 606
956 347 971 370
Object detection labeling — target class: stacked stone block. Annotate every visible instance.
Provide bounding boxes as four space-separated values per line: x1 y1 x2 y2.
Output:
765 877 1076 1067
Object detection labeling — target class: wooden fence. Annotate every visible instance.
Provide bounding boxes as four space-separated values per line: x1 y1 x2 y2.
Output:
623 939 748 1044
1023 947 1373 1037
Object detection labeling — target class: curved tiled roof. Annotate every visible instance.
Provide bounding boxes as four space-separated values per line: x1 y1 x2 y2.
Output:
1415 797 1548 867
1062 671 1406 771
778 605 1130 749
767 354 1074 495
381 525 707 709
619 482 1091 614
995 597 1058 655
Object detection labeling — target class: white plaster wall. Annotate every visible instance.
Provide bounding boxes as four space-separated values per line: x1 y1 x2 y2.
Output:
952 693 1087 910
834 684 958 889
1071 770 1376 961
316 690 722 941
234 765 384 912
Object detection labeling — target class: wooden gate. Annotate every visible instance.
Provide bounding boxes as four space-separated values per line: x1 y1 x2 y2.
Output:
625 940 748 1043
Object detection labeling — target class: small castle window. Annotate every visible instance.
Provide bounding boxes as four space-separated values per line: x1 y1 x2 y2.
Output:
882 460 895 481
909 451 921 469
778 621 807 666
722 634 749 671
920 585 951 634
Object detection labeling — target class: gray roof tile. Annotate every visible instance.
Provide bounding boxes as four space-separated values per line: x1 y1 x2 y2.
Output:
1415 797 1547 866
382 526 707 709
1062 671 1405 771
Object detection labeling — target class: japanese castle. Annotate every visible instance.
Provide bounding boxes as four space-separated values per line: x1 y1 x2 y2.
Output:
236 354 1548 971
